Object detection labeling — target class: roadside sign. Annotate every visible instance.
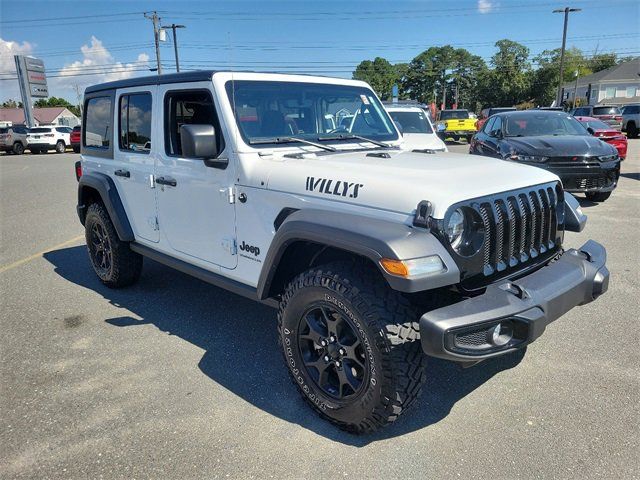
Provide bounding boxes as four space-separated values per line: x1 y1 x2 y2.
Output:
27 70 47 85
30 84 49 97
25 57 45 72
14 55 49 127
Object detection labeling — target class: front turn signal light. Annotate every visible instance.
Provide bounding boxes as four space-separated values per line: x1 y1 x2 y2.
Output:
380 256 445 278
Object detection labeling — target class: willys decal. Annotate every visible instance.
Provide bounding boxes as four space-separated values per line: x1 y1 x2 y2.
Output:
305 177 364 199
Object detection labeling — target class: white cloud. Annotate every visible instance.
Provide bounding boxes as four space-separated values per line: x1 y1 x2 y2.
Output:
478 0 497 14
55 36 150 95
0 37 35 101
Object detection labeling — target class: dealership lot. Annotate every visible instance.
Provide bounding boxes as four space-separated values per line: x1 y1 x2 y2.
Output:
1 144 638 478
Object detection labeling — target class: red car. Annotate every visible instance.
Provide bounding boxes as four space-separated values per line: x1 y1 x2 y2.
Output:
576 116 627 159
70 125 81 153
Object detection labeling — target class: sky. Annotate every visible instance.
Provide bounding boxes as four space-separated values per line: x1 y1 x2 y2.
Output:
0 0 639 103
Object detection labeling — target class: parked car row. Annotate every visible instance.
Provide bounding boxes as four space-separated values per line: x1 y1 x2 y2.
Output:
0 125 80 154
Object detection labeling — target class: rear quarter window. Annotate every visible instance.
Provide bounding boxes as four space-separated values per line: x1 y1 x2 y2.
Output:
84 96 113 149
593 106 621 116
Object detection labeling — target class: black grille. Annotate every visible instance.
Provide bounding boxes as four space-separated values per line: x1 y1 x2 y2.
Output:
480 185 559 277
561 174 616 191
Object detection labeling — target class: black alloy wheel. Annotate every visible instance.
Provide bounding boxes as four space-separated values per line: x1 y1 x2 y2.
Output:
298 303 368 400
89 222 112 278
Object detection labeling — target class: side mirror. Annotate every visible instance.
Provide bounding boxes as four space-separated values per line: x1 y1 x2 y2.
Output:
179 124 228 169
393 120 404 136
587 127 595 136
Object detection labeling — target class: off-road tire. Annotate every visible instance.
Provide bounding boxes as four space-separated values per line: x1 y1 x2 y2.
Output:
278 261 426 434
85 202 142 288
12 142 24 155
627 122 638 139
55 140 65 153
585 191 612 202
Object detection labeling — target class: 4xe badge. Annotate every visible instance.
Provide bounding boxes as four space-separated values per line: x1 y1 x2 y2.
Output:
305 177 364 199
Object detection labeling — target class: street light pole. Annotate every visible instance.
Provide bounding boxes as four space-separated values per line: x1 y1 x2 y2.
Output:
573 70 580 108
161 24 186 72
144 11 162 75
553 7 581 107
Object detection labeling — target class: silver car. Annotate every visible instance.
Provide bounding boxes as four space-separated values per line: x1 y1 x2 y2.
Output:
0 125 29 154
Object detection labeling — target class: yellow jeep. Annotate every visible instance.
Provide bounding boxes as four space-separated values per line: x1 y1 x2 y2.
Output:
437 109 477 142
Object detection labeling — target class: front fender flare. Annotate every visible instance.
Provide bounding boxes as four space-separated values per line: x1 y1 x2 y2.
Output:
77 172 134 241
257 209 460 299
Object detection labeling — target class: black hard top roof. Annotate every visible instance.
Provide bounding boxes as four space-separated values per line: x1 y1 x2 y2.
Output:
84 70 217 94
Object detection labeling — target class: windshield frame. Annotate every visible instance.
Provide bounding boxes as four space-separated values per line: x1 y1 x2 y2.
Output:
223 79 400 150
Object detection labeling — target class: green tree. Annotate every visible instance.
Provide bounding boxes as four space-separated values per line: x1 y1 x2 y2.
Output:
588 52 617 72
530 47 593 106
1 99 22 108
34 96 81 117
402 45 486 108
477 39 532 107
352 57 399 100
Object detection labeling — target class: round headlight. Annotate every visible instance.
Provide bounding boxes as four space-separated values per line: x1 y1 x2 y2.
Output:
446 208 465 248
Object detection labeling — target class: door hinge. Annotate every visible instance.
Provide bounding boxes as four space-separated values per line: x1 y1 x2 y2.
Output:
222 238 237 255
220 187 236 204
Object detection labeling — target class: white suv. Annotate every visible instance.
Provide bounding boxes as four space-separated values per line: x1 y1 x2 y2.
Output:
386 105 447 152
75 71 609 433
27 125 72 154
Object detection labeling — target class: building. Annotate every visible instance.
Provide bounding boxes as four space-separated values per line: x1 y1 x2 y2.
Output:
0 107 80 127
562 57 640 106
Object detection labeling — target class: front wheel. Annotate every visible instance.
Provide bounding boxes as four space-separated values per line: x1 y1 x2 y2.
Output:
585 191 612 202
278 262 426 433
85 202 143 288
13 142 24 155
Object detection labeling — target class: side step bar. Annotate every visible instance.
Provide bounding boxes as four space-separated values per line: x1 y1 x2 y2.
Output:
130 243 279 309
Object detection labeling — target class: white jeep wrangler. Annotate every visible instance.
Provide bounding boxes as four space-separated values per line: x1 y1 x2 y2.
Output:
76 71 609 433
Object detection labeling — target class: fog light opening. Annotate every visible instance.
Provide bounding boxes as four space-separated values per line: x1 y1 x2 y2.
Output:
490 321 514 347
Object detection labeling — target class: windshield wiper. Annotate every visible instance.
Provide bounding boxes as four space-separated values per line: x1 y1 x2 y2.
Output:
249 136 337 152
318 133 392 148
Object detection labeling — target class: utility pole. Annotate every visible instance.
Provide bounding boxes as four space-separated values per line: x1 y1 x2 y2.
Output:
144 11 162 75
553 7 581 107
161 23 186 72
572 70 579 108
441 70 447 110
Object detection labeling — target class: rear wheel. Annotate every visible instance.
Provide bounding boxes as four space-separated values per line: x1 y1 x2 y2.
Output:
73 146 80 153
585 191 612 202
55 140 66 153
627 122 638 139
278 261 426 433
85 202 143 288
12 142 24 155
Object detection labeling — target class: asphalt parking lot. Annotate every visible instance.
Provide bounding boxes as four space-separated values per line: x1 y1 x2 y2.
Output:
1 143 639 479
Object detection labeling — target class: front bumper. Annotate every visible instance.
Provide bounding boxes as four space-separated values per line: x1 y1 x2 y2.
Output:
533 160 621 193
420 240 609 362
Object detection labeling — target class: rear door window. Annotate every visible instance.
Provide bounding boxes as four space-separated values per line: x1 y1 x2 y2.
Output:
119 93 152 153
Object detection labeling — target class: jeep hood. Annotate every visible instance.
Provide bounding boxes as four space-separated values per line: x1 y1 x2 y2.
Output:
265 149 559 219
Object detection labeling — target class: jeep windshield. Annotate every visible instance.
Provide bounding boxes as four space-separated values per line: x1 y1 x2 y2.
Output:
225 80 398 149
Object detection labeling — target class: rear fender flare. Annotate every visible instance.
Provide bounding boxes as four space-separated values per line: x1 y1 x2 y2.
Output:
77 172 134 241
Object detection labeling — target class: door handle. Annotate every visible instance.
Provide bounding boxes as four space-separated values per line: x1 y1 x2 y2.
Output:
155 176 177 187
114 169 130 178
